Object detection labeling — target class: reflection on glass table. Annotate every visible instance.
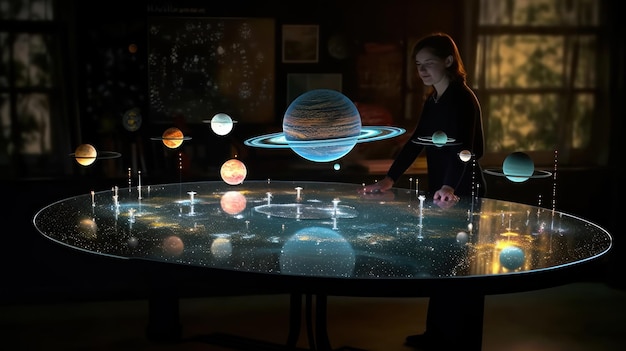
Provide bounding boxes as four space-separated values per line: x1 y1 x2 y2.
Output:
33 181 612 351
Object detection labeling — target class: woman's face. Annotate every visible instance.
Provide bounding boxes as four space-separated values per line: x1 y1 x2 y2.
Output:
415 48 449 87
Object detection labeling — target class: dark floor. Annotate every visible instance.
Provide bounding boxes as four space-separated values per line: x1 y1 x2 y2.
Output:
2 281 626 351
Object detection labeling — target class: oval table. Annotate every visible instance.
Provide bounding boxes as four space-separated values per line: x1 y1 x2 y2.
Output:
33 180 612 350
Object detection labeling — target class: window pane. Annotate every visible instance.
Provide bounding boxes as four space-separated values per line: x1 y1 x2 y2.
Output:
478 35 566 88
17 92 51 155
571 93 593 149
485 93 560 152
479 0 599 26
13 33 53 87
0 0 53 20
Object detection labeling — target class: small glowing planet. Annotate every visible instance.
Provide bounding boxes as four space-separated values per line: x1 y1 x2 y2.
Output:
280 226 356 277
333 163 341 171
161 127 185 149
220 190 247 215
220 158 247 185
499 245 525 270
73 143 97 166
503 151 535 182
209 113 235 136
459 150 472 162
211 237 233 259
77 218 97 239
162 235 184 256
432 130 448 147
456 231 469 244
122 108 142 132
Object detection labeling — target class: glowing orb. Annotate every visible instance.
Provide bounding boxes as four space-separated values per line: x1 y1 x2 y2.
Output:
211 237 233 259
74 144 97 166
333 163 341 171
77 218 97 239
280 226 356 277
459 150 472 162
210 113 235 136
122 108 142 131
220 158 247 185
500 245 525 270
220 190 247 215
432 130 448 147
283 89 362 162
161 127 185 149
162 235 184 256
456 231 469 244
503 152 535 182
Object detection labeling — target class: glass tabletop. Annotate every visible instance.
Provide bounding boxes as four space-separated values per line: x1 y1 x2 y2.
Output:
33 180 612 294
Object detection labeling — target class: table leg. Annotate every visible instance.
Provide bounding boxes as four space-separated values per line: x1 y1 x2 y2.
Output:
145 285 182 342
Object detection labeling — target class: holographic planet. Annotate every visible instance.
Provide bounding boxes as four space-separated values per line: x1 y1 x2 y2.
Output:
499 245 525 270
244 89 405 162
459 150 473 162
204 113 237 136
70 143 121 166
431 130 448 147
279 226 356 277
220 190 247 215
73 143 97 166
122 108 142 132
413 134 459 146
484 151 552 182
162 235 184 256
220 158 247 185
503 151 534 182
150 127 192 149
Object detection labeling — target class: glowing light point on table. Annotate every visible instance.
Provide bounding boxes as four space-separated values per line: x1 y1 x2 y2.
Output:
503 152 535 182
432 130 448 147
295 187 303 201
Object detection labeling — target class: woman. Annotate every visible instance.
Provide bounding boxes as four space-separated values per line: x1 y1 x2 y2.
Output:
362 32 486 349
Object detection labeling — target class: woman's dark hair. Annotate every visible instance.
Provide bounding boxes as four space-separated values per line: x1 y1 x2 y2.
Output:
412 32 467 83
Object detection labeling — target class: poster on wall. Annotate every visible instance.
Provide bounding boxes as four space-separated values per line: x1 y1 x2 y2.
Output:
148 17 276 124
282 25 319 63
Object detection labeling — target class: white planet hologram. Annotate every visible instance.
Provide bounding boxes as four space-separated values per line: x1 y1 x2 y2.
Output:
206 113 236 136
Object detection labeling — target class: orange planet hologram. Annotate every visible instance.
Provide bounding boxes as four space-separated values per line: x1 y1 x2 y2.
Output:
220 190 247 215
162 235 184 256
162 127 185 148
74 143 98 166
220 158 247 185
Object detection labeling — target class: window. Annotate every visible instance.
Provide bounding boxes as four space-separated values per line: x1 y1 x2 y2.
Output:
472 0 608 167
0 0 72 179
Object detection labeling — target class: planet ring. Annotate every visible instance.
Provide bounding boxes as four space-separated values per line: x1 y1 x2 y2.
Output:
69 151 122 160
150 136 193 141
244 126 405 148
412 136 461 146
483 169 553 179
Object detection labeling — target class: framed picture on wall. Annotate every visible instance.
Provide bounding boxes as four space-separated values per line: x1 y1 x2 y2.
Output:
282 24 319 63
